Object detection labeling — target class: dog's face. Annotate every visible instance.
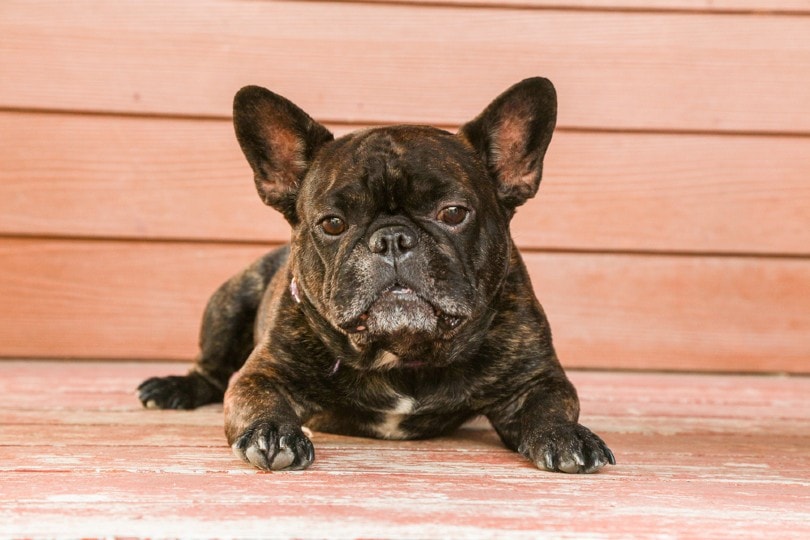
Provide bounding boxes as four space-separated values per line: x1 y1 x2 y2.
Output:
233 78 556 363
294 126 510 354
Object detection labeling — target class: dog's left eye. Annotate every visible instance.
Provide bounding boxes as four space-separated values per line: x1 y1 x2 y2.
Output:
320 216 347 236
437 206 469 226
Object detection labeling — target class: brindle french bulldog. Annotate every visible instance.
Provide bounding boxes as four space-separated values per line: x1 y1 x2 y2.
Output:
138 78 615 474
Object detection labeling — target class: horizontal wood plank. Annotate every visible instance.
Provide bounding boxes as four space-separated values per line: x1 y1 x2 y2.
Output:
1 361 809 539
0 238 807 372
0 112 289 245
358 0 810 13
2 1 810 134
3 111 808 255
0 239 267 362
4 463 807 539
534 252 810 372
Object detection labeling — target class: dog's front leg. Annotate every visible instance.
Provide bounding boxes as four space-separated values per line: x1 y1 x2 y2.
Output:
224 363 315 471
486 370 615 474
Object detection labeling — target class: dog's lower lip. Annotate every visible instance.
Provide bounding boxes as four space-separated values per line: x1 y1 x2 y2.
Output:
341 291 465 334
387 285 413 295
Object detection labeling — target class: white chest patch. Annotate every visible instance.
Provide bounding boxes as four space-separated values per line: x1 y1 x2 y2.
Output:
372 351 401 370
372 396 416 439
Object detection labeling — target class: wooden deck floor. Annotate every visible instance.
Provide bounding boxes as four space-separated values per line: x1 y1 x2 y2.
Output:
1 361 808 539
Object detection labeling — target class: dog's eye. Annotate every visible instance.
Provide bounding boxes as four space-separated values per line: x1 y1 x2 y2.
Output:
320 216 347 236
437 206 469 226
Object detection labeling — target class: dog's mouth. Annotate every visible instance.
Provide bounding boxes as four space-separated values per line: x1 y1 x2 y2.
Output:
340 283 464 337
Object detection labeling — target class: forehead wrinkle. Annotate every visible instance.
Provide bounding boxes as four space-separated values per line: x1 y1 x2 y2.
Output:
308 126 482 217
333 183 373 214
303 134 365 213
357 132 407 212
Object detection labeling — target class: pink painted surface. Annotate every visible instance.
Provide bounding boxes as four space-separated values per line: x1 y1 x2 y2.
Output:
1 361 809 538
1 1 808 375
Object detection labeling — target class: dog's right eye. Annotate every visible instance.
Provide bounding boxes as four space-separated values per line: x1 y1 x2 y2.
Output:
437 206 469 226
320 216 347 236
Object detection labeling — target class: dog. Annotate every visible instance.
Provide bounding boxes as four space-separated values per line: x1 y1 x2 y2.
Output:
138 78 615 474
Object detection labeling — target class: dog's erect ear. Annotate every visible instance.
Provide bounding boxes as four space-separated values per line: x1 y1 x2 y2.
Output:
233 86 334 224
459 77 557 211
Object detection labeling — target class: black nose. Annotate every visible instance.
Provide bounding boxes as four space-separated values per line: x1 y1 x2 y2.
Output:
368 225 418 262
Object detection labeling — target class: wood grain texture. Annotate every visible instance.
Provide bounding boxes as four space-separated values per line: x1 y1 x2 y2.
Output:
1 0 808 377
1 361 808 539
3 111 809 255
0 238 268 361
355 0 810 13
531 252 810 373
2 1 810 133
0 238 807 372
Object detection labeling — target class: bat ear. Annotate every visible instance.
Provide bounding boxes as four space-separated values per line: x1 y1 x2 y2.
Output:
459 77 557 210
233 86 334 224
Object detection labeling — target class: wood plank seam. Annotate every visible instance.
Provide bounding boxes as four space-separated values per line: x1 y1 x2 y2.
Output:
10 105 810 139
3 232 810 261
326 0 810 16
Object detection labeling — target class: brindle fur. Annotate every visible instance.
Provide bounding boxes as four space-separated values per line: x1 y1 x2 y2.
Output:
138 78 615 474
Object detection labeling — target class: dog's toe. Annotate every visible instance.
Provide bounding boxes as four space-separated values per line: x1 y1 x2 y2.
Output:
521 422 615 474
232 422 315 471
136 373 224 410
137 376 197 409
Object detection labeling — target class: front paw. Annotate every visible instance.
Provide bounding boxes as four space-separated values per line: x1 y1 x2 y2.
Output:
231 422 315 471
137 373 222 410
519 422 615 474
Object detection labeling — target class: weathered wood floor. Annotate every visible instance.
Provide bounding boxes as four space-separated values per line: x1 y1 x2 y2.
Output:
1 361 808 539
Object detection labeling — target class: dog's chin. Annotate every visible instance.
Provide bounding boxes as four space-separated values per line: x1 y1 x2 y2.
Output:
339 286 464 353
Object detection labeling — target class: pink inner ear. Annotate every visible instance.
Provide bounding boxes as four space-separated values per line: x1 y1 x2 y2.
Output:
261 122 307 181
492 112 530 186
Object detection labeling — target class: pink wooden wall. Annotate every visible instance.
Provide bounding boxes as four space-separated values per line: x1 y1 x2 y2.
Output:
1 0 808 372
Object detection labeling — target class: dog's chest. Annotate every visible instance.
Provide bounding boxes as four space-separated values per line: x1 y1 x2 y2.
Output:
350 371 426 439
338 352 477 439
371 395 416 439
359 379 472 440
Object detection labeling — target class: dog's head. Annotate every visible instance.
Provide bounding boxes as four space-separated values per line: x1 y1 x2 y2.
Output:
233 78 556 363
